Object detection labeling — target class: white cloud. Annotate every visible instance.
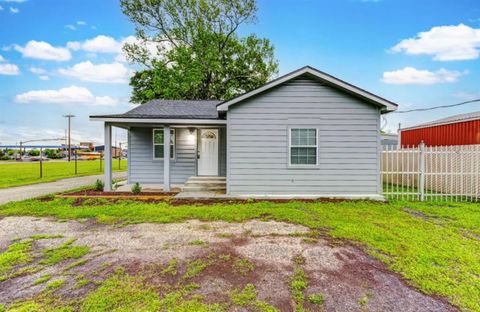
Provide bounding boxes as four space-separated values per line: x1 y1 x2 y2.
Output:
67 35 165 63
38 75 49 81
0 5 3 10
76 21 86 26
455 91 480 101
14 40 72 62
382 67 466 85
14 86 118 106
391 24 480 61
9 6 18 13
65 24 76 31
2 0 28 3
58 61 132 84
29 67 46 74
0 54 5 62
14 40 71 61
0 63 20 75
67 35 122 53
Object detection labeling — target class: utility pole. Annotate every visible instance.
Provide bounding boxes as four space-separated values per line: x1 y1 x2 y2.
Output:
63 114 75 162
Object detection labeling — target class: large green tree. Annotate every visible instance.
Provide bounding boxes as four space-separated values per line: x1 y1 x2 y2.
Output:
120 0 278 103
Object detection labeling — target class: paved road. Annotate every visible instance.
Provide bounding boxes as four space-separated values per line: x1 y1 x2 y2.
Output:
0 172 126 205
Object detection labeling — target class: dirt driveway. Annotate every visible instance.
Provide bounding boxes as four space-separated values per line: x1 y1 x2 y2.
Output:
0 217 456 311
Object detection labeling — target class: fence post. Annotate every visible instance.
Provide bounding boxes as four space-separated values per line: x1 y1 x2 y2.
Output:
419 141 426 201
39 147 43 178
74 149 78 175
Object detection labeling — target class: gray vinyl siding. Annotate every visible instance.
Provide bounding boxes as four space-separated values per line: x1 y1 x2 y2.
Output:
128 126 227 185
128 127 196 185
227 74 381 196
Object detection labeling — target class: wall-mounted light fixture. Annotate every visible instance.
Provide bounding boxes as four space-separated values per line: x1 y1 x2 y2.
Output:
188 127 195 143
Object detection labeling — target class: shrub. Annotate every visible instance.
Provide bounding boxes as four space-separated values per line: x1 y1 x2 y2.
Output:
1 155 9 160
131 182 142 194
28 149 40 156
94 179 104 191
44 149 62 159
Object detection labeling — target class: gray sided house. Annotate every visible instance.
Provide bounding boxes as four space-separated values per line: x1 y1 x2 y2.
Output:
90 66 398 199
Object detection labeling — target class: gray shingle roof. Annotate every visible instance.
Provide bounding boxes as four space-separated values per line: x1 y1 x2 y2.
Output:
92 99 222 119
403 111 480 130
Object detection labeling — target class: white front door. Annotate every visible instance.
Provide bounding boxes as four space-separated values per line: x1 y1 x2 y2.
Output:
198 129 219 176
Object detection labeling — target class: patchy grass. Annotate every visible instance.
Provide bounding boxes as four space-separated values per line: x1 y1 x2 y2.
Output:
290 267 308 310
45 279 65 291
1 198 480 310
183 259 208 279
161 258 179 277
0 240 33 281
80 273 160 312
188 239 208 247
30 234 64 240
33 274 52 285
65 259 88 271
308 293 324 305
40 239 89 266
0 159 127 189
230 284 278 312
233 258 255 276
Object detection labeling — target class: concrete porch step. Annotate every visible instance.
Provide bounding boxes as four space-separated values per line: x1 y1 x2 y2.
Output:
182 186 226 192
187 176 226 181
182 176 226 193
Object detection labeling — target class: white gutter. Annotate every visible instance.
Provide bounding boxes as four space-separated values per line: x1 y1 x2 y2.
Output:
89 117 226 124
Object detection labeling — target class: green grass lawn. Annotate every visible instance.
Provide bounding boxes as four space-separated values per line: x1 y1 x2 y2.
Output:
1 198 480 310
0 160 127 189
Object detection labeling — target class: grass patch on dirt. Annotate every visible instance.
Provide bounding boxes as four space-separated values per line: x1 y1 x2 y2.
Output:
0 240 33 282
80 272 160 312
0 159 127 189
33 274 52 286
230 283 278 311
40 239 89 266
1 198 480 310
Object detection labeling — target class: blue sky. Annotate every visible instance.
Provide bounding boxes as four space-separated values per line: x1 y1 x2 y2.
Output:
1 0 480 145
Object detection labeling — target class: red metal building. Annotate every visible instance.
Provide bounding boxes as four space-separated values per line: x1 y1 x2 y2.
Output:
400 111 480 147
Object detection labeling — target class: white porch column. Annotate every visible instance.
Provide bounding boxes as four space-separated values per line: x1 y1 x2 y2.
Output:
104 123 112 191
163 125 171 191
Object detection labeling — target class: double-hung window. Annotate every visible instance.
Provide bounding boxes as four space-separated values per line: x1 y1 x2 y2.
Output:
289 128 318 166
153 128 175 159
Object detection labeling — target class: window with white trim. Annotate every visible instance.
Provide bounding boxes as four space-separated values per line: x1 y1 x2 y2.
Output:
153 128 175 159
289 128 317 165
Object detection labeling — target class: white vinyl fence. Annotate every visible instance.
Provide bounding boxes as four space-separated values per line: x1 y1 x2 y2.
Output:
381 143 480 201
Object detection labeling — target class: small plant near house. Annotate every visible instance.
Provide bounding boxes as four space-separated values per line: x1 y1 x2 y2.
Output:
131 182 142 194
94 179 104 191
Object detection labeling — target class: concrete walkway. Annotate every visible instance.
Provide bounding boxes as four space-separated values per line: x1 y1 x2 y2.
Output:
0 172 126 205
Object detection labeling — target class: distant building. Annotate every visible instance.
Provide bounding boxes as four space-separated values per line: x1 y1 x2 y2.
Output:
400 111 480 147
381 133 398 146
94 145 122 158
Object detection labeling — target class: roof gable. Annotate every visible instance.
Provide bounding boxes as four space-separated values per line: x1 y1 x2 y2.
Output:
217 66 398 113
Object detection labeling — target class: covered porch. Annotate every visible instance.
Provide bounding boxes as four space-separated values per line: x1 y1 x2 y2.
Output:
101 120 227 193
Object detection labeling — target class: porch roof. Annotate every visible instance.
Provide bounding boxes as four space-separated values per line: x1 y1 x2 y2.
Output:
90 99 223 122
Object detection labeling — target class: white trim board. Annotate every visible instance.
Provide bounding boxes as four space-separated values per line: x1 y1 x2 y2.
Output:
89 117 226 125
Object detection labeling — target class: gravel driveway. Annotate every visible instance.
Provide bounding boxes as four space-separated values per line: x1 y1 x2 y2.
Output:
0 216 456 311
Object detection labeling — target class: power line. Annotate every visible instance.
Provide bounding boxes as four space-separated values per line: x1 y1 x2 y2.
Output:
394 99 480 113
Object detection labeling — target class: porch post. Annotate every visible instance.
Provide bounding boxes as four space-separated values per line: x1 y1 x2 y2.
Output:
104 123 112 191
163 125 171 191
